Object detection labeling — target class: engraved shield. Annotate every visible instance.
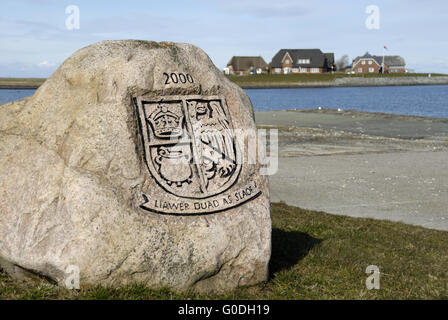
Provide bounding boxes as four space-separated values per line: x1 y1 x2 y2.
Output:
135 95 242 199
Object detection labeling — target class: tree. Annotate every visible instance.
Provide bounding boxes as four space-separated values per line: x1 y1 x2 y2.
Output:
336 54 350 71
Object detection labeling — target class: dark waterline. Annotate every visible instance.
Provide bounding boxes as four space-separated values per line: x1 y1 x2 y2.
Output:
2 85 448 118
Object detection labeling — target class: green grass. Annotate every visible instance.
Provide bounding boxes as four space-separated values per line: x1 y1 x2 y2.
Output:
228 73 339 84
227 73 447 87
0 78 46 89
1 202 448 300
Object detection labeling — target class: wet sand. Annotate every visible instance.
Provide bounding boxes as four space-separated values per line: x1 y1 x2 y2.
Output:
255 109 448 231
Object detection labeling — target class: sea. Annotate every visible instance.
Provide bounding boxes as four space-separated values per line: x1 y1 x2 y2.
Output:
1 85 448 118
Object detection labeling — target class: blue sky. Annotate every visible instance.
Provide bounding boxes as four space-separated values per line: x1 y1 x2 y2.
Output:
1 0 447 77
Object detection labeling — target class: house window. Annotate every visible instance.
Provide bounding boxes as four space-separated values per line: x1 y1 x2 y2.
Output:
285 59 290 64
358 68 363 73
292 68 299 73
275 68 281 73
298 59 310 64
368 60 372 65
362 60 366 65
300 67 308 72
311 68 319 73
369 67 374 73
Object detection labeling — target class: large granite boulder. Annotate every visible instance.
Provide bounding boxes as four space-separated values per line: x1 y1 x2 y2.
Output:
0 40 271 292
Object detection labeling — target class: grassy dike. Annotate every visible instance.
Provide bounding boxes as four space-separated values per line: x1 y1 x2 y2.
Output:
1 202 447 300
1 73 447 90
227 73 448 88
0 78 46 89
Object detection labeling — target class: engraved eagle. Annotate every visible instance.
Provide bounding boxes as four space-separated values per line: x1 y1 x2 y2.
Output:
188 100 236 183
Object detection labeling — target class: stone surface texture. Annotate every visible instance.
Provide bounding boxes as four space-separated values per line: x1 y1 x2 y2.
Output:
0 40 271 292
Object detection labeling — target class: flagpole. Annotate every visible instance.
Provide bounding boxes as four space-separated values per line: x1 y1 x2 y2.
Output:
382 46 385 74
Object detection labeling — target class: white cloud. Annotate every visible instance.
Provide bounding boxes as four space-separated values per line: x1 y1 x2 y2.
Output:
37 61 56 67
0 62 57 77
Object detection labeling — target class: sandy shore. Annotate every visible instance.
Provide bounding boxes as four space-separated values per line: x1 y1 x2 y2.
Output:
255 109 448 231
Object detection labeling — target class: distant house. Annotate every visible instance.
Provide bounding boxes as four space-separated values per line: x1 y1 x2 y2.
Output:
226 56 268 75
352 52 406 74
270 49 335 74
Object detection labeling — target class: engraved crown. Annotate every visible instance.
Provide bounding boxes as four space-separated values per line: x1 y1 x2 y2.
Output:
148 104 184 138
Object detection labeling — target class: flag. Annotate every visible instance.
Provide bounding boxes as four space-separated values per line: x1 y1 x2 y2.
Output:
384 45 388 50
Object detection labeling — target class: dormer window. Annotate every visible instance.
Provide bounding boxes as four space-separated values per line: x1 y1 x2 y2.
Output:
285 59 290 64
298 58 310 64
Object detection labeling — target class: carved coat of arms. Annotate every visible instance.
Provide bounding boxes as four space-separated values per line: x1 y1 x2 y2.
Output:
135 95 242 208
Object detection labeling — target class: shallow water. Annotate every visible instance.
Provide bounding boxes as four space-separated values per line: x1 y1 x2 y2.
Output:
2 85 448 118
246 85 448 118
0 89 36 104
